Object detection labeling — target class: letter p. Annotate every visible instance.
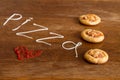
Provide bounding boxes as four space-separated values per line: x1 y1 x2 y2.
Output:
3 13 22 26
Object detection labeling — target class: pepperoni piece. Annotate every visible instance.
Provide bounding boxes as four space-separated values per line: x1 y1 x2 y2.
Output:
14 46 43 60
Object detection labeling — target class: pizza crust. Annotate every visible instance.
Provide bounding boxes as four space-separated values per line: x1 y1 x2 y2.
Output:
81 29 104 43
84 49 109 64
79 14 101 26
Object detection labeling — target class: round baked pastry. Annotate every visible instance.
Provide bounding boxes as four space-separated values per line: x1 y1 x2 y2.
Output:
79 14 101 26
84 49 109 64
81 29 104 43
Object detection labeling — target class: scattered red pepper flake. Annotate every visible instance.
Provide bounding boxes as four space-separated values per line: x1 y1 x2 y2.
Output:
14 46 43 60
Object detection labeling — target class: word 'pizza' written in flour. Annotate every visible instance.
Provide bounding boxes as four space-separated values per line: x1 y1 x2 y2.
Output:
2 13 82 58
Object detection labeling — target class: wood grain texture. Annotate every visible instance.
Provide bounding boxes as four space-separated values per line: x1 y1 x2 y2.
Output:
0 0 120 80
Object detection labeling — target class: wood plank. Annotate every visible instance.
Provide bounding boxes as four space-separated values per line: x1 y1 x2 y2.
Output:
0 0 120 80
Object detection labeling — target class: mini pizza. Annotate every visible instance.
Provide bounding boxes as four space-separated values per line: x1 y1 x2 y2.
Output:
84 49 109 64
79 14 101 26
81 29 104 43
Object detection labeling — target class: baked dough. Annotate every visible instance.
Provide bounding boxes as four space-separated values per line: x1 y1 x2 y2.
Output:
81 29 104 43
84 49 109 64
79 14 101 26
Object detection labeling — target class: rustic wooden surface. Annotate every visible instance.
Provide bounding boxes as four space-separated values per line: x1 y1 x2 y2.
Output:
0 0 120 80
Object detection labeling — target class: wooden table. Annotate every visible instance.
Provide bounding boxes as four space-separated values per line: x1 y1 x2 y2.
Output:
0 0 120 80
